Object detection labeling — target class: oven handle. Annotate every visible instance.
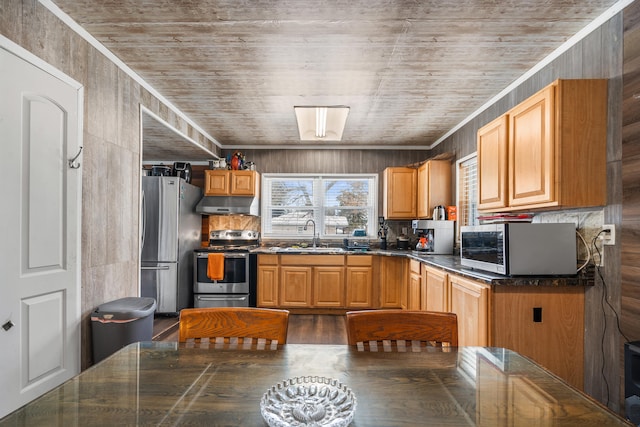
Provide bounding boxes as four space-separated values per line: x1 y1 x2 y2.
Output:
196 252 248 259
195 295 248 301
141 266 171 270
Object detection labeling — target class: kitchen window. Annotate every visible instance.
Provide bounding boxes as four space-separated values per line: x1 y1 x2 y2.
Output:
457 153 479 231
261 174 377 239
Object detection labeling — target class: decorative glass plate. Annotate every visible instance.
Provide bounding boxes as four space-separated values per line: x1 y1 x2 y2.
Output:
260 376 356 427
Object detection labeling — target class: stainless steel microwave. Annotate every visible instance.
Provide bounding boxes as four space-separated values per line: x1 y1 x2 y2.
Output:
460 223 577 275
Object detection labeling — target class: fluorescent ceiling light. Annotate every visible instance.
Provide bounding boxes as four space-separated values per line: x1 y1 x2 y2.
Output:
294 106 350 141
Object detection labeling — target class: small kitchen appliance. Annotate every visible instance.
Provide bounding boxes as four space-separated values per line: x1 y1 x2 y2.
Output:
173 162 192 183
193 229 259 308
396 235 410 250
411 220 455 254
150 164 172 176
460 223 576 275
432 205 446 220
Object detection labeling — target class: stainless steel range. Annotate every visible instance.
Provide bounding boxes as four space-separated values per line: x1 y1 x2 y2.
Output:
193 229 259 308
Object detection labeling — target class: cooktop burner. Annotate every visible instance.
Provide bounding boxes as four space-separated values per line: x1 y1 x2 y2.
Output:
205 229 260 251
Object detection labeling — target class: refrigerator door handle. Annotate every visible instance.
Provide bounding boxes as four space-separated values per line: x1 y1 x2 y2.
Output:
141 189 146 253
141 265 171 271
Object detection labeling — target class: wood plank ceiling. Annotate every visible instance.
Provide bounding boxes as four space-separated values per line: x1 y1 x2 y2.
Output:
52 0 619 158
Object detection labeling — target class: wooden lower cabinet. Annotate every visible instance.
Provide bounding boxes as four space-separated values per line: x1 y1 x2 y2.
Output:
279 255 345 309
447 270 585 389
424 265 448 312
346 255 374 308
408 259 422 310
280 266 312 307
449 274 491 347
379 256 407 308
257 254 279 307
313 266 345 307
491 286 584 390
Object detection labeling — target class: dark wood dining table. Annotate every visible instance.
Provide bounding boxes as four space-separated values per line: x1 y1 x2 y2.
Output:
0 342 632 426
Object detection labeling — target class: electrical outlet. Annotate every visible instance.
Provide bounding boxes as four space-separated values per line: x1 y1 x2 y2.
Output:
602 224 615 246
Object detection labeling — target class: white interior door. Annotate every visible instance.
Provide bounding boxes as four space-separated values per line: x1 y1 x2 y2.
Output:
0 40 82 418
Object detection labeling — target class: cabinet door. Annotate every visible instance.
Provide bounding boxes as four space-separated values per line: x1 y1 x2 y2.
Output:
257 265 279 307
417 160 452 219
417 162 431 219
478 115 508 211
408 272 422 310
280 266 312 307
230 170 257 196
379 257 407 308
449 274 490 346
407 260 422 310
383 167 417 219
508 85 555 207
313 266 345 307
424 266 448 312
204 170 230 195
346 266 373 308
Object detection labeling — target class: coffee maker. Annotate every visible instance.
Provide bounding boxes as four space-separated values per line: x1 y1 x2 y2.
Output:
411 220 455 254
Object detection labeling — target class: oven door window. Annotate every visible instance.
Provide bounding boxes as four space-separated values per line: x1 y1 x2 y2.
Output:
197 255 247 284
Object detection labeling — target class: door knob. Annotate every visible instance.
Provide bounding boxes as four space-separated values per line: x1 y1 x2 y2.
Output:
2 320 15 331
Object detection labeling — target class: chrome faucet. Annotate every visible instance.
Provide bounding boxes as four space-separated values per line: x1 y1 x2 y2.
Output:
303 219 319 248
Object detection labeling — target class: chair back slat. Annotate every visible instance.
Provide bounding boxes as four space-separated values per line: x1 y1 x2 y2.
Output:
179 307 289 349
346 310 458 351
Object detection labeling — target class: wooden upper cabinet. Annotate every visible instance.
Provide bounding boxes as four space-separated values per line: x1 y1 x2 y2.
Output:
383 167 417 219
508 84 556 208
417 160 452 219
478 115 508 211
204 170 259 196
477 79 607 212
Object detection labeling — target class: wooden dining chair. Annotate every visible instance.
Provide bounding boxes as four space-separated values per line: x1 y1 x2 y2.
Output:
346 309 458 352
179 307 290 350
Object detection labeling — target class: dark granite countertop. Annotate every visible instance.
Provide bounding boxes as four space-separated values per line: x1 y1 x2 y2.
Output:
251 247 593 287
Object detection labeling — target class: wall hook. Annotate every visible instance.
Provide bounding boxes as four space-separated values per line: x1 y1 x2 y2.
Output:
68 146 83 169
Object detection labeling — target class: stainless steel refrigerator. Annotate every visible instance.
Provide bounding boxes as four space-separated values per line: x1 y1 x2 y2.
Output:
141 176 202 314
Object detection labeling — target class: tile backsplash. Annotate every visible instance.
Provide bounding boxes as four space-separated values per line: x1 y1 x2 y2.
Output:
534 208 605 265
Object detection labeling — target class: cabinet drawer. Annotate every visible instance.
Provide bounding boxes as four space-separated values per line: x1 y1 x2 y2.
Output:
280 255 344 266
258 254 279 265
347 255 372 266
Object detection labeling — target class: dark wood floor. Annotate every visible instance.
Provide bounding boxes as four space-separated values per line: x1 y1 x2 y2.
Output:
153 314 348 344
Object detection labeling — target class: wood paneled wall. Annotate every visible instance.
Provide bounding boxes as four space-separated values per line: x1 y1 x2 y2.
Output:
430 10 626 412
0 0 219 369
623 0 640 392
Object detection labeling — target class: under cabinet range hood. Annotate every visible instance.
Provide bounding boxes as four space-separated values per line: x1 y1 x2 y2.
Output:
195 196 260 216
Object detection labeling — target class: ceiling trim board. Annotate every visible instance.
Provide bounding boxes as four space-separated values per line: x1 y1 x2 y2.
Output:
229 144 433 151
38 0 222 151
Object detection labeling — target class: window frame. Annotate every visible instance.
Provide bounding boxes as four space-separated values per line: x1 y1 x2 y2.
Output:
261 173 378 240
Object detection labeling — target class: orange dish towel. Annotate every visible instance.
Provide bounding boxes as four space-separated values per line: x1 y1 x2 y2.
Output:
207 253 225 281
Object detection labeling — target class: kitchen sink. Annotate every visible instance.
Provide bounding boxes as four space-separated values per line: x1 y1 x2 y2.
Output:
271 247 344 253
